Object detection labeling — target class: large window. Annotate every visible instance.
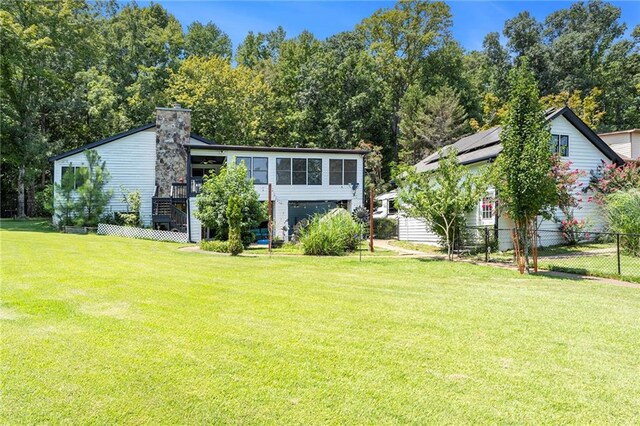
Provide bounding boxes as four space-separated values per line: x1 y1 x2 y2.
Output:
292 158 307 185
276 158 291 185
60 166 87 190
236 156 268 184
551 134 569 157
329 159 357 185
276 158 323 185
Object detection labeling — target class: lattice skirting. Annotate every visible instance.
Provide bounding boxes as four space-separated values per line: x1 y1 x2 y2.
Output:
97 223 189 243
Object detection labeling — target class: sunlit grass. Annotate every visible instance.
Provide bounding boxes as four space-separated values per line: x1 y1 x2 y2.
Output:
2 220 639 424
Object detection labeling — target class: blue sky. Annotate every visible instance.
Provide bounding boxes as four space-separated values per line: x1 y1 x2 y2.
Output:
135 1 640 52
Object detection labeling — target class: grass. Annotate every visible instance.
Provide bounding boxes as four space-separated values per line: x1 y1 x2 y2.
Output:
388 239 444 254
2 219 640 424
246 241 393 256
477 242 640 284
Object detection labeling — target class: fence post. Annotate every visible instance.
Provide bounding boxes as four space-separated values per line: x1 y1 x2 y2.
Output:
616 233 621 276
484 226 489 262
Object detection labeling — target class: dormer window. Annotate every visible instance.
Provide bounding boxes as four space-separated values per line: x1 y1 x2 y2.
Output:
551 134 569 157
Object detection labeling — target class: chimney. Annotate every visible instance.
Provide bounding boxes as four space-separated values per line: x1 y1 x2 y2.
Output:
155 105 191 198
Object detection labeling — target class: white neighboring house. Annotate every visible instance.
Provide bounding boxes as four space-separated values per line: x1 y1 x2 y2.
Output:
50 105 366 242
393 106 625 249
598 128 640 161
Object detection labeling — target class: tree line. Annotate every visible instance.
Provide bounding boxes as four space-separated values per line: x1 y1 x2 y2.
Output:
2 0 638 217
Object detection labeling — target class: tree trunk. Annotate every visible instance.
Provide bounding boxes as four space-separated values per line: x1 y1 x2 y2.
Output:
17 165 26 218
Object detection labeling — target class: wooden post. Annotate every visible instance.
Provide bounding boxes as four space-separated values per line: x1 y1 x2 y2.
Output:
369 186 374 252
268 183 272 254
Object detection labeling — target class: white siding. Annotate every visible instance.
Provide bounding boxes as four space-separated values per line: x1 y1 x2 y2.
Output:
53 129 156 225
549 115 611 233
188 197 201 242
398 216 440 245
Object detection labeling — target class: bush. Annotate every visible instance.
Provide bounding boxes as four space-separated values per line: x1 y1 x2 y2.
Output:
606 189 640 256
373 217 397 239
299 208 360 256
200 240 230 253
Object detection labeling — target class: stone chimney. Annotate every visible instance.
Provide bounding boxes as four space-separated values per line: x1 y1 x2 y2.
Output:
155 105 191 197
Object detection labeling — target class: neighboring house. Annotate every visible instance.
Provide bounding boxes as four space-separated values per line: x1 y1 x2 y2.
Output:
393 106 624 249
50 105 366 242
373 190 398 219
598 128 640 160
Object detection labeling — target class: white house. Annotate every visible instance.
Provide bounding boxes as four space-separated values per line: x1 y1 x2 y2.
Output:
50 105 366 242
393 106 625 249
598 128 640 160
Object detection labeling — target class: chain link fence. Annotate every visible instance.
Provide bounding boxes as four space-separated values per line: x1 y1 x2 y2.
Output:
462 226 640 283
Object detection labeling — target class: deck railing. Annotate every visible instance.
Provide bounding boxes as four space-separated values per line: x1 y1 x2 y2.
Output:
171 183 188 199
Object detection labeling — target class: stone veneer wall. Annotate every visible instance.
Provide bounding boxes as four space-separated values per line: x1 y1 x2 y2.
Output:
155 107 191 197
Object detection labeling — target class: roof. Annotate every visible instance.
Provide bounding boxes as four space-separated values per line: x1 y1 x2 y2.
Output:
598 128 640 136
49 123 155 162
50 125 368 162
189 134 369 155
416 106 624 172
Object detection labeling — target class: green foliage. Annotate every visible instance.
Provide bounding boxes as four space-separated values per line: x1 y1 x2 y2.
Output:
399 85 468 164
119 186 142 227
200 239 230 253
194 161 266 242
168 56 273 146
493 58 556 269
226 195 244 256
395 149 488 260
373 218 397 239
185 21 232 59
299 209 361 256
74 150 113 226
36 184 54 217
54 165 78 227
606 190 640 256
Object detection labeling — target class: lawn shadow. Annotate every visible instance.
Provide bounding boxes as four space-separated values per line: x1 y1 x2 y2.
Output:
0 219 57 233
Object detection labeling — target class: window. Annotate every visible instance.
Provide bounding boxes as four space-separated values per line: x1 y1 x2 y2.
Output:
329 159 343 185
61 166 87 190
292 158 307 185
252 157 268 184
276 158 291 185
481 196 494 220
276 158 323 185
308 159 322 185
551 134 569 157
344 159 357 185
236 156 268 184
329 159 358 185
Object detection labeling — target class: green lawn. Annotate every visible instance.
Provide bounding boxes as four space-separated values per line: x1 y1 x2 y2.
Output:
2 220 640 424
388 239 445 254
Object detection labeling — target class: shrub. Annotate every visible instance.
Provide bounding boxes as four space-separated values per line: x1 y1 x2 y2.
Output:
120 187 142 227
558 210 590 246
299 208 360 256
373 218 397 239
200 240 230 253
606 189 640 256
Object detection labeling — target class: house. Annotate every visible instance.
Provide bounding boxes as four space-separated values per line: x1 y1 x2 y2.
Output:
598 128 640 160
50 105 366 242
393 106 625 249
